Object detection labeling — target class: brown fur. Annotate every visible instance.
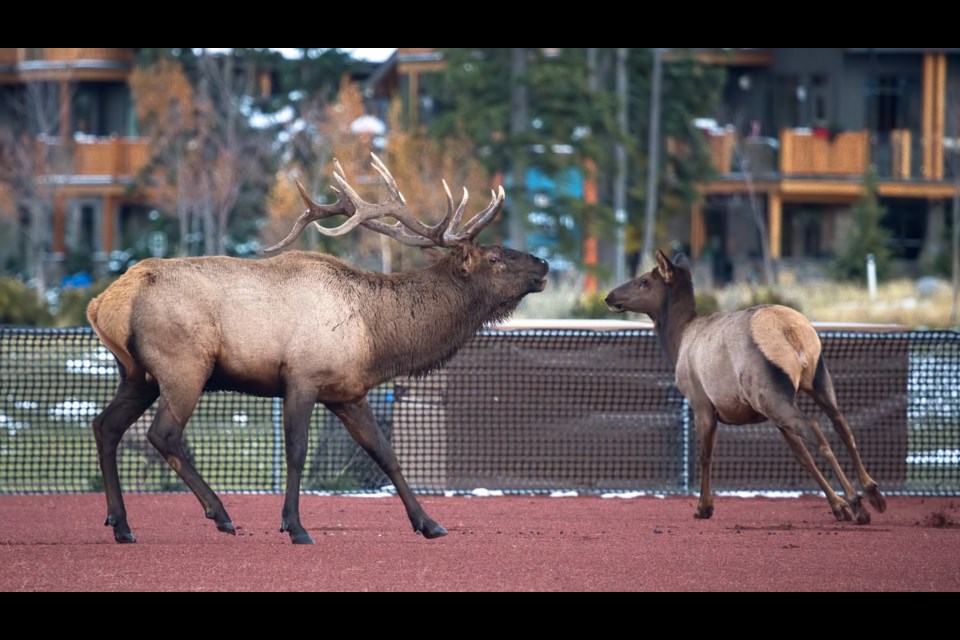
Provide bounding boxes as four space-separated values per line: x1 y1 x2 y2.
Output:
87 244 547 544
749 306 820 390
606 250 886 525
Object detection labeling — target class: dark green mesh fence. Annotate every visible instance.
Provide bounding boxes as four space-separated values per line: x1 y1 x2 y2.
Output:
1 326 957 495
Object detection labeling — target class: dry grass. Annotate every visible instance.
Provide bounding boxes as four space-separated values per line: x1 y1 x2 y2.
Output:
715 279 956 329
513 274 958 330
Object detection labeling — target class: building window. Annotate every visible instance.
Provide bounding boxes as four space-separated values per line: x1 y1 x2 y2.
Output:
866 75 907 133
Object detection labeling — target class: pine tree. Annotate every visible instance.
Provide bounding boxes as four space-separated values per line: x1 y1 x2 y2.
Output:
831 166 892 281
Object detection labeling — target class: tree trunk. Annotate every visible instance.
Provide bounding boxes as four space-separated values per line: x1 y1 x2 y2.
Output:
951 175 959 325
509 48 528 251
28 201 47 303
614 47 629 285
641 48 663 268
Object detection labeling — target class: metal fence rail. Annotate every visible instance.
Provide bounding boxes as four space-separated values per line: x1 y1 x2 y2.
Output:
1 325 958 495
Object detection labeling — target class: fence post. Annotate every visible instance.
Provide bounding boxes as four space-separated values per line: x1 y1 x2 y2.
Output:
681 398 691 494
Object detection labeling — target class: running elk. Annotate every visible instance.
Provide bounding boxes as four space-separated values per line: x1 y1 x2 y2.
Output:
605 250 886 524
88 155 549 544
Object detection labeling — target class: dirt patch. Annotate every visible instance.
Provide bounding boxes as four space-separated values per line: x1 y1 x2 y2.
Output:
920 510 957 528
2 494 960 591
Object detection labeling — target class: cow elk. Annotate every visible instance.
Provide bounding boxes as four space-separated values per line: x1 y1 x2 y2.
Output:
605 250 886 524
87 154 549 544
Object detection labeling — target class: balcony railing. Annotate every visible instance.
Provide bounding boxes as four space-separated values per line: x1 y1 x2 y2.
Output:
0 48 133 64
40 48 133 63
72 138 148 177
708 128 872 177
33 137 149 180
779 129 869 176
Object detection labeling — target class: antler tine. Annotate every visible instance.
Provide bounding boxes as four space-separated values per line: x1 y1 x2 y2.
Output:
439 187 469 245
370 153 406 204
266 155 508 253
306 172 394 237
361 220 437 247
260 180 354 253
460 185 505 240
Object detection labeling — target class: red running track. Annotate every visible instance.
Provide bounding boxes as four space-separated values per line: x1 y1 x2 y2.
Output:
1 493 958 591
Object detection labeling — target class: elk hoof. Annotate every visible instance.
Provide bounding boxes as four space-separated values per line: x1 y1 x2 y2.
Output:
694 506 714 520
415 519 448 539
832 503 853 522
866 485 887 513
216 521 237 536
290 532 315 545
105 515 136 543
849 496 871 525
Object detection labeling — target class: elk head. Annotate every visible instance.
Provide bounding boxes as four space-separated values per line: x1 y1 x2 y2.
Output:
264 154 549 313
605 250 691 316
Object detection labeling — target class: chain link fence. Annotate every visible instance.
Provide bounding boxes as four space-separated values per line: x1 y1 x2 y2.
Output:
1 325 957 495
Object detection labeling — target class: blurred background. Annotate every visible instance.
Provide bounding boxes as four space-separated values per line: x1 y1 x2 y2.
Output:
0 48 957 328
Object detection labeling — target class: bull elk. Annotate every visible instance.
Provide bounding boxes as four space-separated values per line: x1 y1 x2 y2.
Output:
87 154 549 544
605 250 886 524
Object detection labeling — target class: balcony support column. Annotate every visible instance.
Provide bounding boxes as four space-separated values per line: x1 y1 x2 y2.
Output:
769 191 782 259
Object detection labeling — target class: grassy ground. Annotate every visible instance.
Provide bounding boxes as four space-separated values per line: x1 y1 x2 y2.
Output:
515 273 958 329
716 279 957 329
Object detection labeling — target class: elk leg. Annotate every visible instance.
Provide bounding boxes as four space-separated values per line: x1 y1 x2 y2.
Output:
326 398 448 539
279 391 316 544
693 409 719 520
806 364 886 513
765 403 854 523
806 419 871 524
92 376 159 543
147 392 235 535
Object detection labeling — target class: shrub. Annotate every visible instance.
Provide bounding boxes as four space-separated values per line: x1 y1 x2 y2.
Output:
54 280 114 327
738 286 801 312
0 278 52 326
831 167 893 282
570 291 620 319
695 292 720 315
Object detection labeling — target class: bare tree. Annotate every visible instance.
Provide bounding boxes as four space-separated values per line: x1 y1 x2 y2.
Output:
733 138 777 287
0 81 74 298
131 53 271 256
266 78 373 260
949 88 960 325
130 58 202 257
194 51 268 255
508 48 528 251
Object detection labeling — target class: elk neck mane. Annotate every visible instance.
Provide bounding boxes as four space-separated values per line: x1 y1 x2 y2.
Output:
654 268 698 368
319 250 516 380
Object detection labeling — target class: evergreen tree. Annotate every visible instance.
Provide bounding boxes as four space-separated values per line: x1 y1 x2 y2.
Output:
831 166 893 281
430 48 724 268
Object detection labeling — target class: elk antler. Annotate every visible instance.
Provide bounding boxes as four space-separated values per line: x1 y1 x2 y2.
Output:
262 154 505 253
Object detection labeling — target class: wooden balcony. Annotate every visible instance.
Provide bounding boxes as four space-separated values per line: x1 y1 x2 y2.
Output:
890 129 913 179
706 129 736 174
1 48 132 64
0 183 13 213
0 48 133 82
41 48 134 63
780 129 869 176
72 138 148 177
34 137 149 182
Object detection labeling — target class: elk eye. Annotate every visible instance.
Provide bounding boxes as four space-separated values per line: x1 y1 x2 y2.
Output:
489 255 500 264
638 278 648 287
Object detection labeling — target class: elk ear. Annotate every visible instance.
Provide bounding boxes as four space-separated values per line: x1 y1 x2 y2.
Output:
420 247 446 265
452 242 481 277
655 250 674 284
